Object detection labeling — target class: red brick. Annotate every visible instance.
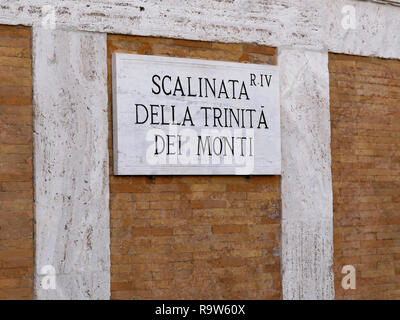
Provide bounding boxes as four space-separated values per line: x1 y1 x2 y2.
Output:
108 34 281 300
331 53 400 300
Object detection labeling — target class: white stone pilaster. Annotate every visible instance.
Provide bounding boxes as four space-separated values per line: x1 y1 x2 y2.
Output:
279 47 334 299
33 27 110 299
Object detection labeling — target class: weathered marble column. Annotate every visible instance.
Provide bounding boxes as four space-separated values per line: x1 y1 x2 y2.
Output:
33 27 110 299
279 47 334 299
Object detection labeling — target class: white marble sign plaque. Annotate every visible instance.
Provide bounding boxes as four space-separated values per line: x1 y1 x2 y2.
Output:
112 53 281 175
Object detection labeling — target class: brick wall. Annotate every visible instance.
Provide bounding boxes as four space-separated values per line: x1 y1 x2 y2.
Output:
107 35 281 299
0 25 33 299
330 53 400 299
